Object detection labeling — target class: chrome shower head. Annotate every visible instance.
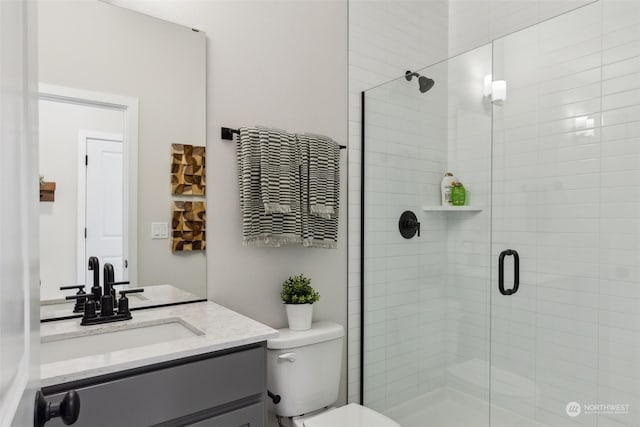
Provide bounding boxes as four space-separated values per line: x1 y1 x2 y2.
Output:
405 70 435 93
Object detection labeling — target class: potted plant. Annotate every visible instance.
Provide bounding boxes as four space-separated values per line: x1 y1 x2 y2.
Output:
280 274 320 331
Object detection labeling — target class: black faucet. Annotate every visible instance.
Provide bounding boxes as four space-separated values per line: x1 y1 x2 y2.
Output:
70 262 144 326
88 256 102 309
101 263 115 316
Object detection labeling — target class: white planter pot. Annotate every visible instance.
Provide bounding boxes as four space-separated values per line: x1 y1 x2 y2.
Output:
285 304 313 331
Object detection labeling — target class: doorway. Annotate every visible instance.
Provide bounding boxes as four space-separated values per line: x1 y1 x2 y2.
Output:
38 85 138 301
79 132 125 289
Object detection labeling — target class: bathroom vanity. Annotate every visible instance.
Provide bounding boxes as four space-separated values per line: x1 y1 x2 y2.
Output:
40 302 278 426
33 2 277 425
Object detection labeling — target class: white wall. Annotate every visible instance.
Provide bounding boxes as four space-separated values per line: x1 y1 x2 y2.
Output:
448 0 595 57
38 0 207 298
103 0 349 413
39 100 124 300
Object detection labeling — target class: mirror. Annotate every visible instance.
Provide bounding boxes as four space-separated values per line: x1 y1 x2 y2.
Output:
38 0 207 320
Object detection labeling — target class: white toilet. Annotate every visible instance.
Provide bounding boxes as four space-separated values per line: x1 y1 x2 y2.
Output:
267 321 400 427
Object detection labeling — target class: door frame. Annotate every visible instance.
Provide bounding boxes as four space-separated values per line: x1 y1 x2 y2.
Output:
39 83 139 286
0 0 38 423
77 131 125 286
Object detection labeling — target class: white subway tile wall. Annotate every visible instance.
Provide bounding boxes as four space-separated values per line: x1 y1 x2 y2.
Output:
363 64 449 411
348 0 449 404
600 3 640 427
491 3 602 426
350 0 599 405
491 1 640 426
448 0 596 58
352 2 640 426
445 44 492 411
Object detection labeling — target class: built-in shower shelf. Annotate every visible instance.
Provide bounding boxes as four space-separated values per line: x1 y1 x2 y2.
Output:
422 206 483 212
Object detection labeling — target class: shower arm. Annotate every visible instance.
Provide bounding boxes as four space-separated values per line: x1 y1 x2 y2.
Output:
405 70 420 81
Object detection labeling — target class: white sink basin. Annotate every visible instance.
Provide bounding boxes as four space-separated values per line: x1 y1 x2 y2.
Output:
41 318 203 364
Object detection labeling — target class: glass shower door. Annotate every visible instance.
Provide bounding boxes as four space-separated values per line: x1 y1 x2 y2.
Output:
362 43 493 427
362 57 455 421
490 2 640 426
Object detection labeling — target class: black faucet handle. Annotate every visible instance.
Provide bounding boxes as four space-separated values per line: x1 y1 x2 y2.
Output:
65 293 93 303
118 288 144 296
63 287 88 313
109 281 131 287
117 289 143 316
60 284 85 291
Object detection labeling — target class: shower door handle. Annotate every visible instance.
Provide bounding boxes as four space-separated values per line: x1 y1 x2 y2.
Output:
498 249 519 296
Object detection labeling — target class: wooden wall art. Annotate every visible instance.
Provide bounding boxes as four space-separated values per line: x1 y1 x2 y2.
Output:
172 201 206 252
40 182 56 202
171 144 206 195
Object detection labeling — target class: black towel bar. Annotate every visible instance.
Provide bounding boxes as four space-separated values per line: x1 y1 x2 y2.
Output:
221 127 346 149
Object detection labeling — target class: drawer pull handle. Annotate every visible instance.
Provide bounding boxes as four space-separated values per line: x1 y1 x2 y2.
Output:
35 390 81 426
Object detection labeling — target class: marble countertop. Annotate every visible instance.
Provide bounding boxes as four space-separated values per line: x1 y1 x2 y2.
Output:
40 284 203 320
40 301 279 387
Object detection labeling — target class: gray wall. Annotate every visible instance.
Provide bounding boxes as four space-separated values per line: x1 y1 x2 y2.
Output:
105 0 349 410
38 0 207 297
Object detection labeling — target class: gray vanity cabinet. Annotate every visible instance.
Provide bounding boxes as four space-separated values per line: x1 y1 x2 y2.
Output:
42 344 267 427
187 401 264 427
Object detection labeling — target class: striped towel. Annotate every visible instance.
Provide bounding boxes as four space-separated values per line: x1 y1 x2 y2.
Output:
258 127 298 214
298 134 340 249
237 127 302 247
306 133 340 219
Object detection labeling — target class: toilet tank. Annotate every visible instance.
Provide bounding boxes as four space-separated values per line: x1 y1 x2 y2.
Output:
267 321 344 417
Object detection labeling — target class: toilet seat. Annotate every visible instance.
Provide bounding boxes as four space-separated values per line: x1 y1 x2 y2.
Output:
300 403 401 427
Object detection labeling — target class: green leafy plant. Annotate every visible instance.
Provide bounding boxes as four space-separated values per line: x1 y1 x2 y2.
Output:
39 175 45 185
280 274 320 304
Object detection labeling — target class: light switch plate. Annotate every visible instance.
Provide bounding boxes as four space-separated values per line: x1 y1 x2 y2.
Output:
151 222 169 239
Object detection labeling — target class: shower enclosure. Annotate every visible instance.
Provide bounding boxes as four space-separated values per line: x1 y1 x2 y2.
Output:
361 2 640 427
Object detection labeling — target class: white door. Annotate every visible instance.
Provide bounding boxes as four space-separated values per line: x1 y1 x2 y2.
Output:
0 0 39 425
83 136 125 289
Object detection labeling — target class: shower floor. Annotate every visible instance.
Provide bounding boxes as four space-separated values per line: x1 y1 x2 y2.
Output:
383 388 549 427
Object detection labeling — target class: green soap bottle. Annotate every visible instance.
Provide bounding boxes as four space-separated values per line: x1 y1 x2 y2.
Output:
451 183 466 206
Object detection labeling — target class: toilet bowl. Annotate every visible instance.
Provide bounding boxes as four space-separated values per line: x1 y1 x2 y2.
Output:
267 322 399 427
291 403 400 427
